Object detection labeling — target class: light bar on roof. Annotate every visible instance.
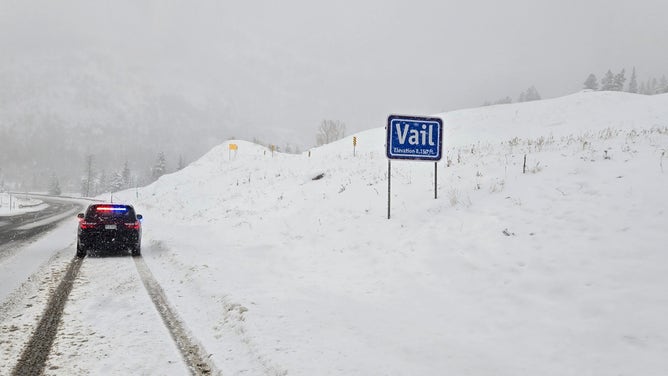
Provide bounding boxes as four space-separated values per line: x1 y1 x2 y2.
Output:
96 206 127 212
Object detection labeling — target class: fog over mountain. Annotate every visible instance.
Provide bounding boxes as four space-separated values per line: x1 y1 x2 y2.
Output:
1 0 667 192
0 50 234 188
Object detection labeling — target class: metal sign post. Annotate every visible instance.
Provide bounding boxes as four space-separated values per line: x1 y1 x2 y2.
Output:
386 115 443 219
387 159 391 219
434 162 438 199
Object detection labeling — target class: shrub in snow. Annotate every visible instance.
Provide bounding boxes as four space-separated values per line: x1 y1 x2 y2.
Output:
599 127 618 140
489 179 505 193
528 161 543 174
448 189 471 207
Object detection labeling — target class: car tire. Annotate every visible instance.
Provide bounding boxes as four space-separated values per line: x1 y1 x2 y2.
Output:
131 244 141 257
76 241 86 258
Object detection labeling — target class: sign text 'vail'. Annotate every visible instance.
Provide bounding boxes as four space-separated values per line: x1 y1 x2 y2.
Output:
386 115 443 161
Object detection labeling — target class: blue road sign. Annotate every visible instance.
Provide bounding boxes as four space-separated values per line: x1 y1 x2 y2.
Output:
386 115 443 161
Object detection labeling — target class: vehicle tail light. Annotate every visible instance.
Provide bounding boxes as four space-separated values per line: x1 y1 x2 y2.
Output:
124 221 141 230
79 221 96 229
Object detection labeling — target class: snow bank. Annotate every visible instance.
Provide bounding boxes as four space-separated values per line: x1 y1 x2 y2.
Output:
0 193 46 216
111 91 668 375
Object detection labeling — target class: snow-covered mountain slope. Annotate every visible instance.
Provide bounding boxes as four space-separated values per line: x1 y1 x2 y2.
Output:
443 90 668 146
113 91 668 375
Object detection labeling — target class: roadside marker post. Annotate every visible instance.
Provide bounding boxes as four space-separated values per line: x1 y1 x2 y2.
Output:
386 115 443 219
353 136 357 156
229 143 238 160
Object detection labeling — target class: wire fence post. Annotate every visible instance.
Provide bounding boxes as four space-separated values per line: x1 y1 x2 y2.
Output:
523 154 527 174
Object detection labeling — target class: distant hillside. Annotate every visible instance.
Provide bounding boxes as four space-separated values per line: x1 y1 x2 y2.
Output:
0 51 234 191
133 90 668 223
439 91 668 147
108 89 668 376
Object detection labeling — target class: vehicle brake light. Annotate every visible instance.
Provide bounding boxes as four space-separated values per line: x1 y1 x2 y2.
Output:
124 221 141 230
79 221 96 229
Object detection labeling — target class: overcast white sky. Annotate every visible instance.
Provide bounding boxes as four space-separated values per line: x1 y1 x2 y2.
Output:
2 0 668 145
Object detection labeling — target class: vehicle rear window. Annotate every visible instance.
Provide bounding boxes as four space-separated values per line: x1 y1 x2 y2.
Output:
85 205 136 221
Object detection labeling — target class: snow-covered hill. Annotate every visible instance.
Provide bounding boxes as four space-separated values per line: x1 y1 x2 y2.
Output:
111 91 668 375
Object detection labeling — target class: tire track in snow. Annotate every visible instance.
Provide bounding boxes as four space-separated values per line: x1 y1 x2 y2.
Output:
10 257 83 376
133 255 219 375
0 244 73 375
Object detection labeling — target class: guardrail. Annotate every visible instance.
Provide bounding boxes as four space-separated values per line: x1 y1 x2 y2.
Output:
18 202 44 209
8 192 106 202
2 192 104 213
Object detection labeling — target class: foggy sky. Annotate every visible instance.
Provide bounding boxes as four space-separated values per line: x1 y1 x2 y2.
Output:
2 0 668 147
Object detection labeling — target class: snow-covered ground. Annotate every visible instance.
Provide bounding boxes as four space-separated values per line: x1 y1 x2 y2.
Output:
108 91 668 375
3 91 668 375
0 193 46 216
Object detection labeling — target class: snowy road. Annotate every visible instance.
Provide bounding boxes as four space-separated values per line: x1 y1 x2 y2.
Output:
0 197 81 246
1 204 217 375
37 254 203 375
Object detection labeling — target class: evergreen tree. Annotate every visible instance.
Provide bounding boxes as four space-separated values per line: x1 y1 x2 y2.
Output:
584 73 599 90
628 67 638 93
494 96 513 105
612 69 626 91
525 86 541 101
518 92 526 102
48 174 61 196
600 70 615 91
639 81 647 95
518 86 540 102
152 152 167 180
121 161 131 189
642 79 651 94
650 78 658 94
97 170 108 195
80 177 89 198
658 76 668 94
109 171 124 193
83 154 94 197
177 155 186 171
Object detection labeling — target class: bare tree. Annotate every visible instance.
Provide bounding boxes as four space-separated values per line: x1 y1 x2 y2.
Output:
84 154 94 197
316 120 346 146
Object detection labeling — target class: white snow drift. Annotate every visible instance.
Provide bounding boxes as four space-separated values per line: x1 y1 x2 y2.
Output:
109 91 668 375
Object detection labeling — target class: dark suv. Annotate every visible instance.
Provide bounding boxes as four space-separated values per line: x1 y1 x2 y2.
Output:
77 204 143 257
